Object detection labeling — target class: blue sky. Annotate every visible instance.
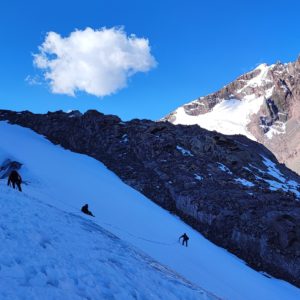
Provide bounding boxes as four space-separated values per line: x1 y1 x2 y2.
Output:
1 0 300 120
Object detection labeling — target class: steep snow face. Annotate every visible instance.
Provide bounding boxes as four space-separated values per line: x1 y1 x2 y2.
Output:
164 62 291 142
172 96 264 140
1 122 300 300
0 187 212 300
169 63 276 140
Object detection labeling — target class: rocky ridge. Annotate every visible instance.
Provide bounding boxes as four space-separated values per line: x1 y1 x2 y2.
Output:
164 56 300 174
1 109 300 287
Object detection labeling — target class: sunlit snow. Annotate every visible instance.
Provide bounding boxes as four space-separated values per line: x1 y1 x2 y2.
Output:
173 95 264 140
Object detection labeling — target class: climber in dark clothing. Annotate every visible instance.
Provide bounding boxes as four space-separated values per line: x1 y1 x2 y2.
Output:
7 170 22 192
81 204 95 217
179 233 189 247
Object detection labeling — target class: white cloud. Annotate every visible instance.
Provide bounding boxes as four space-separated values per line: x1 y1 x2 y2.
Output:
33 27 157 97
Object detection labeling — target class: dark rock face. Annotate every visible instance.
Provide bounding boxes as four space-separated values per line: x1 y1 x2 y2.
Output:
1 109 300 287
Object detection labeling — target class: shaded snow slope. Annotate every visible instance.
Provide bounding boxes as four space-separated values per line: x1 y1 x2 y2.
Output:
0 187 213 300
1 121 300 300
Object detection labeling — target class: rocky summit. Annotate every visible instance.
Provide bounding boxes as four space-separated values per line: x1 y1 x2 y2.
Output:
164 56 300 175
1 109 300 287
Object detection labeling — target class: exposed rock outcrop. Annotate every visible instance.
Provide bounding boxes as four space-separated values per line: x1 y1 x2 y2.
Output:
1 109 300 287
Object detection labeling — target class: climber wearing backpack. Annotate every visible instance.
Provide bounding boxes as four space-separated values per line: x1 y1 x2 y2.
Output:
179 233 189 247
7 170 22 192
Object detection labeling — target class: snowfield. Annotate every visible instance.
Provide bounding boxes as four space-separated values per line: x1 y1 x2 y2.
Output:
172 96 264 141
170 63 287 141
1 121 300 300
0 187 213 300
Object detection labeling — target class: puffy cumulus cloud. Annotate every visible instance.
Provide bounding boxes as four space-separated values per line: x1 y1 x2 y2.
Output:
33 27 157 97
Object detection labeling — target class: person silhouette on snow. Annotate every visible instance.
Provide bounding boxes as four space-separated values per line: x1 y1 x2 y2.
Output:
81 204 95 217
179 233 189 247
7 170 22 192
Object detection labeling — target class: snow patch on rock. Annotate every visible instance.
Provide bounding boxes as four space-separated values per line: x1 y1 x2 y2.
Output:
217 163 233 175
176 145 194 157
194 174 204 181
261 156 285 182
234 178 255 187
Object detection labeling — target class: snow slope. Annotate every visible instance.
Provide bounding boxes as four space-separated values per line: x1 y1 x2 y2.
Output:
169 64 276 141
0 186 213 300
1 121 300 300
172 95 264 141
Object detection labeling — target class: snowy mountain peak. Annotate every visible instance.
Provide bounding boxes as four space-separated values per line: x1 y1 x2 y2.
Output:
163 56 300 174
237 63 273 93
